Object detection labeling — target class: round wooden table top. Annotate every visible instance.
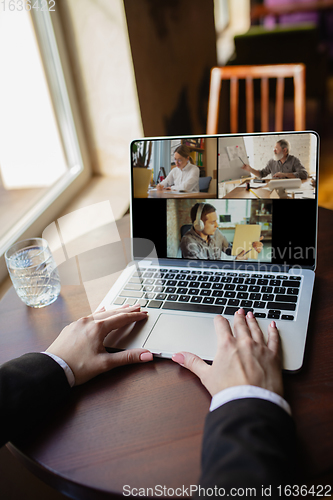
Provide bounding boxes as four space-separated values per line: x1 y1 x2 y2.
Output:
1 209 333 499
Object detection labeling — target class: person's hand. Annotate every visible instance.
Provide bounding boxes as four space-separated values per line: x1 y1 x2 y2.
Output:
272 172 296 179
242 164 251 172
46 305 153 385
236 236 263 259
172 308 283 397
235 249 248 260
252 236 264 253
156 183 164 190
272 172 286 178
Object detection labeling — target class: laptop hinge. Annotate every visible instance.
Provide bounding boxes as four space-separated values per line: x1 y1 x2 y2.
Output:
294 265 315 271
231 263 291 273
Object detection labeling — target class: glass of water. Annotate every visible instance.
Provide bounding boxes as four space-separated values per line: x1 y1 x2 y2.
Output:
5 238 61 308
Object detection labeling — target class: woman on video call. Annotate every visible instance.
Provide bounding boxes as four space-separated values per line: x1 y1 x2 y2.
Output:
157 144 200 193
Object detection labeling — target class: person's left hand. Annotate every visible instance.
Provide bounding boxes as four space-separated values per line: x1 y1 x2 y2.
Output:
272 172 296 179
252 237 264 253
172 309 283 397
46 305 153 385
236 236 264 259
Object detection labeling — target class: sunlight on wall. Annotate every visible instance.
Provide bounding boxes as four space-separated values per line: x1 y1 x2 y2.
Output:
215 0 250 65
64 0 143 178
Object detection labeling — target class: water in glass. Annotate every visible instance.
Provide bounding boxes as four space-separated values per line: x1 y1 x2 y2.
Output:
5 238 60 308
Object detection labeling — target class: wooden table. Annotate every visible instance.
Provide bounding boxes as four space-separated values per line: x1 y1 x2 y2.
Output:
223 185 272 199
1 209 333 499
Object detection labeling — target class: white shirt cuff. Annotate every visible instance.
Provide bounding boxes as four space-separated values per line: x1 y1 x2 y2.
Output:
210 385 292 417
42 352 75 387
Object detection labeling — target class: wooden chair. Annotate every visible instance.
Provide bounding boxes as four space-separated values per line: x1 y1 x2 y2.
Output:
206 63 306 134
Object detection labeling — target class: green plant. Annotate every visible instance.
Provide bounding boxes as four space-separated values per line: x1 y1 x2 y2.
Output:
132 141 152 168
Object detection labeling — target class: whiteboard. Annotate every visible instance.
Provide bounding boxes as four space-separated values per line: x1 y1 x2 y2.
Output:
226 144 247 162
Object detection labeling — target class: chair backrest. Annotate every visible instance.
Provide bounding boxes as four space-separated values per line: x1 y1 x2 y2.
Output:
206 63 306 134
180 224 192 239
199 176 212 192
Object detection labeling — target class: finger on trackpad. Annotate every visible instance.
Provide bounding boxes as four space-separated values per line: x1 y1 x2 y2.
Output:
143 313 217 360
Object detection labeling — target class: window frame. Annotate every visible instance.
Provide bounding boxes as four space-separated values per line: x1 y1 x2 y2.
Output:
0 4 91 283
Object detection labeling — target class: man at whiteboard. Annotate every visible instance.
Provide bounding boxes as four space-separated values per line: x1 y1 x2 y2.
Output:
241 139 308 180
180 203 263 260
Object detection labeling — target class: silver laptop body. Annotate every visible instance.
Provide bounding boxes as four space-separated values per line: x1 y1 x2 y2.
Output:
99 131 318 372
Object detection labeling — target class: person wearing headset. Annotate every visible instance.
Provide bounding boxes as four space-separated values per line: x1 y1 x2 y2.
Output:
180 202 263 260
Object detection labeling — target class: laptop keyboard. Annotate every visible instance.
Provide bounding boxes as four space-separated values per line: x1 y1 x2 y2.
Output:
112 268 302 321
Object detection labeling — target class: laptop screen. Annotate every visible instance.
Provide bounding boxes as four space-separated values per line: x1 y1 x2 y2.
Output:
131 132 318 270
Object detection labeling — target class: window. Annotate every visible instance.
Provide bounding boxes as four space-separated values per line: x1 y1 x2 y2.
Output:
0 2 91 282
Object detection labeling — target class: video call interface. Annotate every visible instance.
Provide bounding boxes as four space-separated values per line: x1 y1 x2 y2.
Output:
131 132 318 268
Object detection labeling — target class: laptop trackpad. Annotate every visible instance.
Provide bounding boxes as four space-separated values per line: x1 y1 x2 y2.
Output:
143 313 217 360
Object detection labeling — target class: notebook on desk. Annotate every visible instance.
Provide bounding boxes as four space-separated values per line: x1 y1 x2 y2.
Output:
99 131 319 371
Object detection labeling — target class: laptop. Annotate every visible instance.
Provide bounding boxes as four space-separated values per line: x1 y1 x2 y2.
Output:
99 131 318 372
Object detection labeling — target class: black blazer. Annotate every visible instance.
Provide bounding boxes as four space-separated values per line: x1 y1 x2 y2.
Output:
1 354 297 496
198 398 297 498
0 353 71 448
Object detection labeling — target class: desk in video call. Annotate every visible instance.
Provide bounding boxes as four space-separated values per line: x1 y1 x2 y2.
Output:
148 190 215 199
220 178 315 200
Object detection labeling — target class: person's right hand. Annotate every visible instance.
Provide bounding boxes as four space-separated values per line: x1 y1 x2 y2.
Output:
242 164 251 172
156 183 164 190
172 308 283 397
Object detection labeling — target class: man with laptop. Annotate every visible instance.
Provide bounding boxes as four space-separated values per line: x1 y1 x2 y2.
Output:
180 202 263 260
242 139 308 179
1 305 295 494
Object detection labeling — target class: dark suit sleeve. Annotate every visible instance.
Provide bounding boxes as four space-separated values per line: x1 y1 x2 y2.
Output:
198 398 297 498
0 353 71 448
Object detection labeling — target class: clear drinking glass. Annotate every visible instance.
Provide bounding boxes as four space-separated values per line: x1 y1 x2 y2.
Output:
5 238 61 308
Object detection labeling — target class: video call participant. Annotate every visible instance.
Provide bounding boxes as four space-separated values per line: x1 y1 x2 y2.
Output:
156 144 200 192
180 203 263 260
0 305 296 495
242 139 308 180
